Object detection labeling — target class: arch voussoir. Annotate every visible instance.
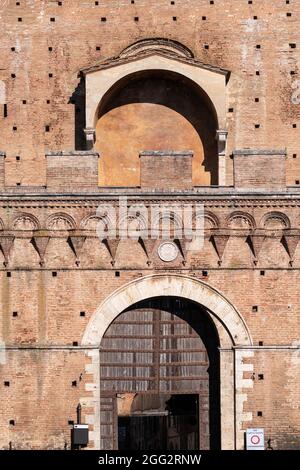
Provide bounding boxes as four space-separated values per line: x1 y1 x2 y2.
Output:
82 274 252 347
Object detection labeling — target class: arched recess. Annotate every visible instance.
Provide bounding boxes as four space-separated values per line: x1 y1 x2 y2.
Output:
100 296 220 450
81 274 252 451
95 70 218 186
82 39 229 186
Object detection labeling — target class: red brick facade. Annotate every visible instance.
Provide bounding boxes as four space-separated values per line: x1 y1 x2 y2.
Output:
0 0 299 451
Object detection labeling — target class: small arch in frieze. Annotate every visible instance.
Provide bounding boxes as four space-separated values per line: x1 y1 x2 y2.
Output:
12 213 40 231
261 211 291 230
227 212 256 229
194 211 219 230
151 210 185 239
81 214 113 233
46 213 76 230
152 210 183 229
119 213 148 236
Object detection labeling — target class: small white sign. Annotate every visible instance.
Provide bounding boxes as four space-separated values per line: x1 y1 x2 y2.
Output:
74 424 88 429
246 428 265 450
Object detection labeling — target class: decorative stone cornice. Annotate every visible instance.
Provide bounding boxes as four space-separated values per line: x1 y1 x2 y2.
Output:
3 188 300 202
2 192 300 210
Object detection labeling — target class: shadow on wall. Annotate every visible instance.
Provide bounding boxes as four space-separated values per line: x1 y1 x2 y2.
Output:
94 70 218 187
70 76 86 151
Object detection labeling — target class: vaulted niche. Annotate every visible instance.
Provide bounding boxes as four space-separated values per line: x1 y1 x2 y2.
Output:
95 70 218 187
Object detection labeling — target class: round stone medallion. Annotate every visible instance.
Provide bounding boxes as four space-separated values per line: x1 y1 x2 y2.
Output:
157 241 179 262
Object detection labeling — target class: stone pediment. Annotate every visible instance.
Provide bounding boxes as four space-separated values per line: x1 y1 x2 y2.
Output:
81 38 229 77
82 39 229 132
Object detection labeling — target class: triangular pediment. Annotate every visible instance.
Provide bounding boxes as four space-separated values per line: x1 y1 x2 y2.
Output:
81 38 229 77
83 38 229 137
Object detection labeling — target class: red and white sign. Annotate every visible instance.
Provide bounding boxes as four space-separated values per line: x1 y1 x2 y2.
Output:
246 428 265 450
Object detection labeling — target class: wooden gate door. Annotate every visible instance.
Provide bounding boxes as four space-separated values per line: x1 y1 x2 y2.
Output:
99 298 213 449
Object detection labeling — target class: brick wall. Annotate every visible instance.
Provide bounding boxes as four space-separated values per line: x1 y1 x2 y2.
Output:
233 150 287 189
0 264 299 449
0 153 5 189
0 1 300 186
46 151 99 191
0 199 299 448
243 349 300 450
0 0 300 451
140 151 193 190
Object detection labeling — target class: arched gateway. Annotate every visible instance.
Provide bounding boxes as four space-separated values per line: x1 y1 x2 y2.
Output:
81 274 252 450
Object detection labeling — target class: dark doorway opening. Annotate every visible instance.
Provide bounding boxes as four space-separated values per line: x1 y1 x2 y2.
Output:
118 394 199 450
100 296 220 450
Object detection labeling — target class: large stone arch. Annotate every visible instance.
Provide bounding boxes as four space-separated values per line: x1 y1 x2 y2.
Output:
81 274 253 451
82 273 251 347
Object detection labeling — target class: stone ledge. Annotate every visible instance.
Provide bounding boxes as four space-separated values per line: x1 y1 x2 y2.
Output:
45 150 99 157
233 149 286 156
3 189 300 198
139 150 193 157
